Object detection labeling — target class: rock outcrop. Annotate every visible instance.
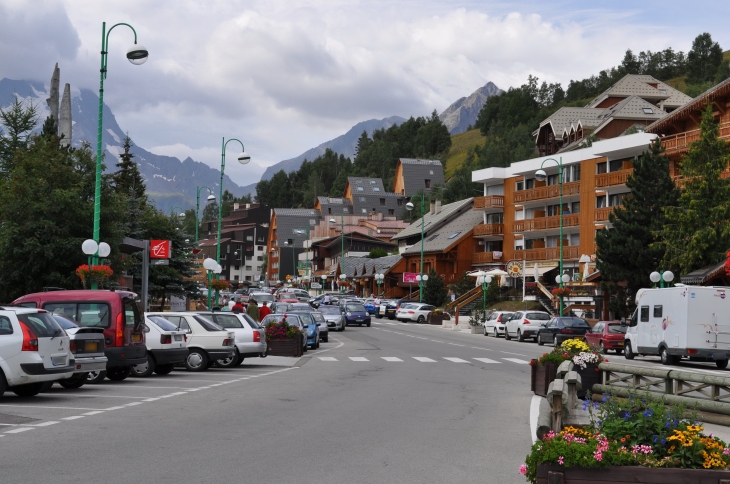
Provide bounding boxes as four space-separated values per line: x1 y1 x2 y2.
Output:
439 81 502 135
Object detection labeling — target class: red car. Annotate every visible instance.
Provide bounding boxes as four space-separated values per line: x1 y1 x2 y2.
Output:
584 321 627 354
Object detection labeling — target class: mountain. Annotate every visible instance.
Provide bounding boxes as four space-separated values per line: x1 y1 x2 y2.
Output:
0 78 250 213
439 81 502 135
258 116 406 182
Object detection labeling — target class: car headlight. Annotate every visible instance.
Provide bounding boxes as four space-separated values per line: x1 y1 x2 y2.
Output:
346 312 352 317
307 329 315 335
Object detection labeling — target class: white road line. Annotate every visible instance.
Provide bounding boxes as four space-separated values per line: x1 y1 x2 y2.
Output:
74 394 150 399
4 427 34 434
381 357 403 362
413 357 437 362
104 406 125 410
443 357 470 363
142 398 160 402
125 402 143 406
318 357 337 361
0 404 101 411
81 411 105 416
473 358 500 364
29 421 59 427
61 416 85 421
503 358 531 364
349 357 369 362
94 385 201 389
500 351 528 356
472 347 493 350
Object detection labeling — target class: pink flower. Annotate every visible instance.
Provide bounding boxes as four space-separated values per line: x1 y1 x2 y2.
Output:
593 451 603 461
545 430 556 440
519 464 527 475
558 456 564 465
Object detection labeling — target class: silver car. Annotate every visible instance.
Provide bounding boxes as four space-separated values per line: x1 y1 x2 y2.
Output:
311 312 328 342
318 305 345 331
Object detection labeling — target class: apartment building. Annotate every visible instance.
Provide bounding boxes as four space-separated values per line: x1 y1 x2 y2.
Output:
265 208 321 283
393 158 445 196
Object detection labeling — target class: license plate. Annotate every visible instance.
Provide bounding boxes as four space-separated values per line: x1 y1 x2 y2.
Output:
131 334 141 342
85 341 98 352
174 335 183 341
51 356 66 367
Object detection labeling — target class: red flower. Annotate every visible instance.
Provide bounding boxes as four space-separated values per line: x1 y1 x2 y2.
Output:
562 353 568 358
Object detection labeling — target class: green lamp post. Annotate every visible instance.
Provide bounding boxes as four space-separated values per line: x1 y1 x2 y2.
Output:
650 270 674 288
329 214 345 293
216 138 250 275
405 194 427 302
375 273 384 296
196 186 215 246
91 22 148 288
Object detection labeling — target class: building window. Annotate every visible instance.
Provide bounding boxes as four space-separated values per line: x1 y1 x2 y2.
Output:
361 208 367 213
425 179 431 188
328 207 331 214
397 199 403 206
642 107 653 115
609 159 624 172
525 178 535 189
234 275 239 280
257 246 264 251
245 276 252 281
234 265 240 270
360 197 366 202
245 266 252 271
596 162 607 174
516 181 524 191
609 193 625 207
343 208 349 213
547 174 558 186
380 198 385 206
256 266 262 271
429 170 434 175
388 209 394 215
246 235 253 241
357 186 363 191
287 238 293 245
257 256 263 261
596 197 606 208
246 256 252 261
571 201 580 214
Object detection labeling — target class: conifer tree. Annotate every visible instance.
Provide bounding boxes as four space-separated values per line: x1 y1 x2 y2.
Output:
113 134 147 203
423 268 447 307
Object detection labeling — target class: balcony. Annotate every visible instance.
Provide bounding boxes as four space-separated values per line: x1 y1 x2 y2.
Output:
474 195 504 210
513 181 580 203
662 121 730 155
595 169 632 188
594 206 623 221
513 245 580 261
512 214 580 233
473 223 504 236
472 252 501 264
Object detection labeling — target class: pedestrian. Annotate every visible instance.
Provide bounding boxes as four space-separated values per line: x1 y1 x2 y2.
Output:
231 298 244 314
222 295 229 307
323 293 331 305
449 289 456 303
259 301 271 320
246 298 260 322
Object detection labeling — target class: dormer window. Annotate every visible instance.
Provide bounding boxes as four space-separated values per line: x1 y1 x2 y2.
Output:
642 108 654 115
357 186 363 191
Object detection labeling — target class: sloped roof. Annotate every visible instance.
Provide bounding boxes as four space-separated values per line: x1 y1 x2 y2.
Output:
391 198 474 241
317 196 352 206
586 74 691 108
397 158 445 197
646 76 730 134
347 177 386 195
680 259 727 285
340 256 370 278
403 209 484 254
592 96 666 135
534 107 605 137
273 208 321 248
274 208 321 217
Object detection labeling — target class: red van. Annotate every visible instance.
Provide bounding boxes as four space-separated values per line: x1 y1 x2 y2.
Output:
13 290 146 382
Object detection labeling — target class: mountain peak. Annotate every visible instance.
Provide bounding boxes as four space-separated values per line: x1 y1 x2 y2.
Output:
439 81 503 135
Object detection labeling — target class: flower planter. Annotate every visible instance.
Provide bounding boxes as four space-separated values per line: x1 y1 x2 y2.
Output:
427 313 447 325
531 362 558 397
469 325 482 334
266 334 304 357
575 363 601 398
536 464 730 484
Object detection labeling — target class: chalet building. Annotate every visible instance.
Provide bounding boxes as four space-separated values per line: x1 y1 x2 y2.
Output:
344 177 405 218
393 158 445 197
333 254 407 298
265 208 321 283
309 232 396 275
535 75 691 156
390 198 475 253
314 196 351 216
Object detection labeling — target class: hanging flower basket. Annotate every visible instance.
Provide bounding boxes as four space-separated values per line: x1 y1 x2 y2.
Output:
208 280 229 291
76 264 114 289
552 287 573 298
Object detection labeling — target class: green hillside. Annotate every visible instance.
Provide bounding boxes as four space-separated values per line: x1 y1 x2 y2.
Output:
444 129 485 178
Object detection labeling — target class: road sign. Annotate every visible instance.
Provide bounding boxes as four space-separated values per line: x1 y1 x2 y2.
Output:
150 240 171 259
151 259 169 266
403 272 418 283
310 282 322 289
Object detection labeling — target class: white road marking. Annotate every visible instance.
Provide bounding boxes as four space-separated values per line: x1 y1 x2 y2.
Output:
472 347 493 350
74 394 149 399
503 358 531 364
81 411 105 416
381 357 403 362
349 357 369 362
318 357 337 361
0 404 101 411
473 358 500 364
443 357 470 363
5 427 34 434
124 402 143 406
29 421 59 427
61 416 85 420
500 351 528 356
413 357 437 362
142 398 160 402
104 406 125 410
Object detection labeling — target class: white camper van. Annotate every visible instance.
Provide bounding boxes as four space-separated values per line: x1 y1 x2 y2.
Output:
624 286 730 369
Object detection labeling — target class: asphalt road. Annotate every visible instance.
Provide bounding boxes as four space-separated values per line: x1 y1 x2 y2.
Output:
2 320 729 484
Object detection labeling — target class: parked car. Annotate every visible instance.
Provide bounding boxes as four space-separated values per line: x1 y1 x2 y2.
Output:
584 320 626 354
363 299 378 315
194 312 267 367
377 299 395 319
13 290 147 383
536 317 592 346
382 299 418 320
130 315 188 377
311 312 328 342
318 306 345 331
396 303 436 323
249 292 275 306
308 294 325 308
50 314 108 388
146 312 235 371
260 313 308 353
483 311 514 337
288 312 320 349
278 289 310 302
0 308 76 398
343 303 371 327
504 311 551 342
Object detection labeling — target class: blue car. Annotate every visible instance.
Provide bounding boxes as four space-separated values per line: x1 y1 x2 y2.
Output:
343 303 371 327
363 299 378 315
289 312 320 349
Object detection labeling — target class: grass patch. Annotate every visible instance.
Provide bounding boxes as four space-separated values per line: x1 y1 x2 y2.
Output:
444 128 485 178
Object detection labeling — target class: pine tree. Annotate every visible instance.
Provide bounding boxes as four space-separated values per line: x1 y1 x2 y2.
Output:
113 134 147 203
0 99 39 175
423 268 447 307
686 33 724 84
663 105 730 274
595 137 679 315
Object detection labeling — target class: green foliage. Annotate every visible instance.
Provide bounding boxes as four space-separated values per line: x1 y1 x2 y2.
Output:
423 268 447 307
595 138 679 315
663 106 730 274
448 271 474 298
686 33 724 84
0 99 39 175
368 248 388 259
112 135 147 204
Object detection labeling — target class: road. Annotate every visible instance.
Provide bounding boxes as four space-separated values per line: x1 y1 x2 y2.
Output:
2 319 729 484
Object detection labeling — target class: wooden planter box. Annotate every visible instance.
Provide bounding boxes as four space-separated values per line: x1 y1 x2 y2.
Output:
266 334 304 357
537 464 730 483
531 361 558 397
576 363 602 399
427 313 448 325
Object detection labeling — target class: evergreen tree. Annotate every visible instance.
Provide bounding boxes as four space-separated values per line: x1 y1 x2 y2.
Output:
113 135 147 204
0 99 39 175
663 106 730 274
368 248 388 259
423 268 447 307
595 137 679 315
686 33 724 85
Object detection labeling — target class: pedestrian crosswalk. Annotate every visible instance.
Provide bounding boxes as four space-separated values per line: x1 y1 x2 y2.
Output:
316 356 530 364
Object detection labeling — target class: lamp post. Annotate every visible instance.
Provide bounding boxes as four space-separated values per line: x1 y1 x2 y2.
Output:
339 273 346 294
203 257 217 309
170 206 185 218
650 270 674 288
375 273 384 296
92 22 148 268
405 195 426 302
196 186 215 246
82 239 111 289
329 215 345 292
213 263 222 306
481 275 493 316
321 275 327 296
216 138 250 275
554 273 571 316
294 227 311 291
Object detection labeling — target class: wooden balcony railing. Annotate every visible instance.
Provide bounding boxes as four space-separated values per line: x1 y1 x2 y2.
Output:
661 121 730 155
594 206 623 221
512 214 580 233
473 252 497 264
513 181 581 203
673 170 730 186
473 223 504 236
595 169 632 188
513 246 580 261
473 195 504 210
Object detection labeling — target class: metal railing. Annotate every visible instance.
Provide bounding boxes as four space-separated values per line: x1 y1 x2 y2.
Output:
473 195 504 210
513 181 580 203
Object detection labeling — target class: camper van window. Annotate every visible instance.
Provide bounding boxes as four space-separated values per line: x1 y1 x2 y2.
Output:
653 305 663 318
640 306 649 322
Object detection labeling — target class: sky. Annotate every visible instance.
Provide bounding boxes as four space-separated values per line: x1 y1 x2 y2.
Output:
1 0 729 187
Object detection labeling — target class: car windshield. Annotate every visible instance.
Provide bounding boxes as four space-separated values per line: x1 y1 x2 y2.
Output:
346 304 366 312
52 314 79 330
213 314 244 329
318 306 340 314
560 318 590 328
527 313 550 320
608 324 627 334
18 312 64 337
148 316 178 332
251 293 274 303
193 315 225 331
311 313 325 322
288 304 312 311
290 312 314 326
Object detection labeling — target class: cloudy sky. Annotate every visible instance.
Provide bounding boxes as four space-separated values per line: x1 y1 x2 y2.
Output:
1 0 729 186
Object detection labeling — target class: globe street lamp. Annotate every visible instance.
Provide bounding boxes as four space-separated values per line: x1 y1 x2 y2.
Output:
554 273 571 316
196 186 215 246
213 263 222 306
82 239 111 289
329 215 345 291
321 275 328 295
170 206 185 218
405 195 426 302
480 275 493 316
339 273 347 294
294 227 311 290
203 257 217 309
216 138 250 277
650 270 674 288
375 273 384 296
92 22 148 269
415 273 429 302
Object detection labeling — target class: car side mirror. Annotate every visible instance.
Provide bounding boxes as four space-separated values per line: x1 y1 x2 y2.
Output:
620 317 626 326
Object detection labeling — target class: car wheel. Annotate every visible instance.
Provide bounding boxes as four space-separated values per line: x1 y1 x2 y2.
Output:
131 354 156 377
504 330 512 341
154 364 175 375
216 349 240 368
185 350 209 372
493 328 499 338
86 370 107 384
553 334 558 347
59 373 87 389
0 371 6 398
717 360 729 369
417 315 425 324
483 326 488 336
107 367 132 381
624 341 635 360
366 322 371 327
537 334 544 346
303 343 308 352
518 330 525 342
235 354 245 366
12 382 44 397
599 342 606 354
615 349 623 355
323 336 328 342
660 347 676 366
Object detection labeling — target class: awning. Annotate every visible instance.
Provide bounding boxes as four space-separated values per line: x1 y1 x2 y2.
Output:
680 260 727 285
529 263 558 278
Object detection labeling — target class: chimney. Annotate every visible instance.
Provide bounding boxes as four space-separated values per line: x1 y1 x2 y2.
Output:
435 200 442 214
430 201 436 214
233 203 239 210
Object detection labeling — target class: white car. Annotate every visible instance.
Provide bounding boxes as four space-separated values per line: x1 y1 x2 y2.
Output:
195 312 267 368
50 314 108 388
504 311 551 342
146 312 235 372
483 311 514 337
131 315 189 377
0 308 76 398
396 303 436 323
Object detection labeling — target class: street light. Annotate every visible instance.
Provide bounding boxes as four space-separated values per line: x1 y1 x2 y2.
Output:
535 157 567 315
82 239 111 289
321 275 327 295
415 274 429 302
294 227 311 290
92 22 147 271
480 275 493 316
650 270 674 288
554 273 571 315
203 257 216 309
339 273 347 294
375 273 384 296
330 215 345 292
195 186 215 246
170 206 185 218
216 137 249 282
214 263 222 306
405 195 427 302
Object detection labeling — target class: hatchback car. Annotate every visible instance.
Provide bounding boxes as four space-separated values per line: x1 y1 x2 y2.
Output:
537 317 592 346
343 303 371 327
504 311 551 342
363 299 378 316
311 312 328 342
318 305 345 331
51 314 108 388
195 312 267 367
288 312 320 349
483 311 513 337
131 315 189 377
584 321 626 354
396 303 435 323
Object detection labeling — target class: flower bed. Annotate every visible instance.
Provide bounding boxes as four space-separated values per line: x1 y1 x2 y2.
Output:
530 339 607 397
264 316 303 357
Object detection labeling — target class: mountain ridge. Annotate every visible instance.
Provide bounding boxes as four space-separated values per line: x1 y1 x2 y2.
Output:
438 81 503 135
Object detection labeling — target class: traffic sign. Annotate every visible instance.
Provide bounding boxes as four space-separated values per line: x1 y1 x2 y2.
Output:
310 282 322 289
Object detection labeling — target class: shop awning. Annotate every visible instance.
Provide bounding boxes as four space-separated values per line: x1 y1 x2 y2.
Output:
528 263 558 278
